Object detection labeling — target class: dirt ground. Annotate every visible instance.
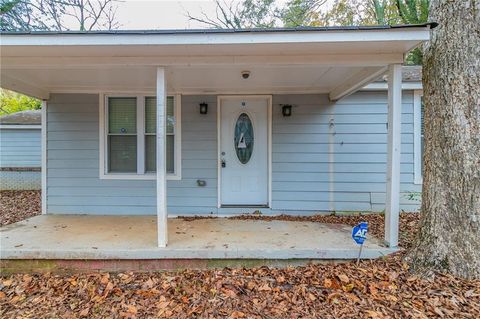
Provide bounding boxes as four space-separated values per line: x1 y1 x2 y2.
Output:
1 191 479 318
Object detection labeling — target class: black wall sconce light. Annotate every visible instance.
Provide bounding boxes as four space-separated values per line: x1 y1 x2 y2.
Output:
282 104 292 117
199 102 208 115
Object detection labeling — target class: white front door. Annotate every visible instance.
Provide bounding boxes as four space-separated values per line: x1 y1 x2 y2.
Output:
219 96 269 206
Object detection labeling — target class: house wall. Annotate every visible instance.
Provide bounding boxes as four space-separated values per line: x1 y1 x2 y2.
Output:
0 128 41 190
271 93 421 213
45 92 421 215
46 94 217 215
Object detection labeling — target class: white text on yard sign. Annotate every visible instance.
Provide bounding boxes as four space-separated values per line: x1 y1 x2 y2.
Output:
352 222 368 245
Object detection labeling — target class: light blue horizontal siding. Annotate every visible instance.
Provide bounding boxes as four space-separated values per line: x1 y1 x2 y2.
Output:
46 93 218 215
0 129 41 167
273 133 414 143
271 91 420 212
272 181 416 192
46 91 420 216
273 201 372 211
273 153 413 163
167 95 218 213
46 94 152 214
273 172 414 183
273 123 413 134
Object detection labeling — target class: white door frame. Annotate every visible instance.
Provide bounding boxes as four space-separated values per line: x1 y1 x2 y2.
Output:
217 95 272 208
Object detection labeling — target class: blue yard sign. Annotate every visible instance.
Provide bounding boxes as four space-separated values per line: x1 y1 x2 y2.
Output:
352 222 368 264
352 222 368 245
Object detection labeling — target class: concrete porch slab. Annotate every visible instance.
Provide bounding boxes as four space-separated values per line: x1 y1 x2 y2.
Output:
0 215 397 260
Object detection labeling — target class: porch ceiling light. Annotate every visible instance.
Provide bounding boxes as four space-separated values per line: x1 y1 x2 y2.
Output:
282 104 292 117
199 102 208 115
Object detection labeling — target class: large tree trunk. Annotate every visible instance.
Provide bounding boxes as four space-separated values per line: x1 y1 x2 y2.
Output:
407 1 480 279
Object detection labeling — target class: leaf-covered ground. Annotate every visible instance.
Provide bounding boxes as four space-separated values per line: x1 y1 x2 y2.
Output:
1 191 479 318
0 191 41 226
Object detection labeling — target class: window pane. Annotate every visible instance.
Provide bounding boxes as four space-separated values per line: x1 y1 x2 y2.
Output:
108 136 137 172
167 97 174 134
109 97 136 134
234 113 254 164
144 96 175 134
145 135 156 172
167 135 174 173
145 135 175 173
145 97 156 134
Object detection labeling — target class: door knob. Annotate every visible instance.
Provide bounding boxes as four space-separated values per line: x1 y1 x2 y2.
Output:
221 159 226 168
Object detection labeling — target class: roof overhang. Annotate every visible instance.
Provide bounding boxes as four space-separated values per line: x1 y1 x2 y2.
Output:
0 24 433 100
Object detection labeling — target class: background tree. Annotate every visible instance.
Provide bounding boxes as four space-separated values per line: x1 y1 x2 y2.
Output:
0 89 41 116
0 0 120 31
396 0 428 24
394 0 429 64
407 1 480 279
319 0 400 26
0 0 121 113
280 0 326 27
188 0 426 65
372 0 387 24
185 0 277 29
1 0 53 30
315 0 372 26
316 0 359 26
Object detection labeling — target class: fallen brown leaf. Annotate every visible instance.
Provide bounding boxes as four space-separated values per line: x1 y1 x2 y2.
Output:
1 192 479 319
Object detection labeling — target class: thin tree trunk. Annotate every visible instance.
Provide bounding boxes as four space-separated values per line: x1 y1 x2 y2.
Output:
407 1 480 279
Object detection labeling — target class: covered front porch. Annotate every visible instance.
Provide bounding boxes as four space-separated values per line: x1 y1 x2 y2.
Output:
0 215 394 261
0 25 433 253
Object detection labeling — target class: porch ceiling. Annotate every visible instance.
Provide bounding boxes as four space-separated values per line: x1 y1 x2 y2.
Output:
0 25 432 100
1 65 387 96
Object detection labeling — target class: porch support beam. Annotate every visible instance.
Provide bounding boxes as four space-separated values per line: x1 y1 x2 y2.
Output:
329 66 388 101
156 67 168 247
384 64 402 247
0 73 50 100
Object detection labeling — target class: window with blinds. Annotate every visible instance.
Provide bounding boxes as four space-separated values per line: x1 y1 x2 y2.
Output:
108 97 137 173
105 95 177 176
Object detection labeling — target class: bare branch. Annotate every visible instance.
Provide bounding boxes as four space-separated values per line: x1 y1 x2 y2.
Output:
185 0 278 29
1 0 120 31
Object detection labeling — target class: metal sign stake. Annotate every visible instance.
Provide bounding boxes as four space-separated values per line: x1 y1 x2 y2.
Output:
356 243 364 265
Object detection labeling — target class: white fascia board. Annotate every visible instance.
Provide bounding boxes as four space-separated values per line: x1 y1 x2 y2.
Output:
0 28 431 46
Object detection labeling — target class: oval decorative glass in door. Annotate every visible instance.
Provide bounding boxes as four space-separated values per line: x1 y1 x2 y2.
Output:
234 113 254 164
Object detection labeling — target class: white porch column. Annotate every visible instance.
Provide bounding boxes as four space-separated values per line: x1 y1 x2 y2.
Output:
156 67 168 247
41 100 47 215
385 64 402 247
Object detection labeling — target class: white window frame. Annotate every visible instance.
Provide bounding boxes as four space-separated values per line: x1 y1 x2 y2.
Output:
99 93 181 180
413 90 423 185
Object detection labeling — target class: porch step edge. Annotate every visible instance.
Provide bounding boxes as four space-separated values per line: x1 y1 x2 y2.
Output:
0 247 398 261
0 257 395 273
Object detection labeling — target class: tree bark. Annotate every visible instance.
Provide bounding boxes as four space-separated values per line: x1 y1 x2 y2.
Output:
407 1 480 279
